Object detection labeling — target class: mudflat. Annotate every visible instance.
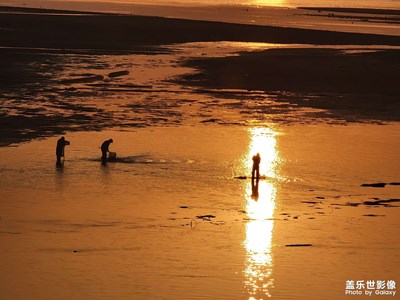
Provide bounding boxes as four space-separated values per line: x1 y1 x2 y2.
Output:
179 48 400 121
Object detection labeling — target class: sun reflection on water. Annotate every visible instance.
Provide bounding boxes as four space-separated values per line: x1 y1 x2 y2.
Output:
243 127 278 299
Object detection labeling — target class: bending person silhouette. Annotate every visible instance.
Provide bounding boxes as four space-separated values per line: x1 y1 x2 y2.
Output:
251 153 261 181
56 136 70 166
101 138 113 163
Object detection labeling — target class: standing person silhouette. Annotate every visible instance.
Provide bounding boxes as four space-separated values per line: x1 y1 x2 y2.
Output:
56 136 70 166
101 138 113 163
252 153 261 181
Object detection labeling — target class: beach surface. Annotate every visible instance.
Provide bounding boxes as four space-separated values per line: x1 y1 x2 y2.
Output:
1 125 399 299
0 6 399 300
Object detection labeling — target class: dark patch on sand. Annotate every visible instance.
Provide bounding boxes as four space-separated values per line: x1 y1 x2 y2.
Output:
363 199 400 206
361 182 400 187
363 214 386 217
178 48 400 122
196 215 216 220
361 182 387 188
108 70 130 78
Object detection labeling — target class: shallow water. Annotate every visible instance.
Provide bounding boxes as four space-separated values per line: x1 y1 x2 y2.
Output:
1 124 399 299
1 32 399 298
4 41 399 146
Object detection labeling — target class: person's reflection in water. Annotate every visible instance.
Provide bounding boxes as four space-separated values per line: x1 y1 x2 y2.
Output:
56 136 70 167
252 153 261 181
251 178 259 200
56 163 64 172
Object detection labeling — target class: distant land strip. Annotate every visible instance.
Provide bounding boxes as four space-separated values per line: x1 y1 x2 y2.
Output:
0 6 399 52
0 5 108 15
299 7 400 16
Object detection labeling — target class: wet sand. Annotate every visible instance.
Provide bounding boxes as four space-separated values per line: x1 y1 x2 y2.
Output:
179 48 400 121
1 7 400 147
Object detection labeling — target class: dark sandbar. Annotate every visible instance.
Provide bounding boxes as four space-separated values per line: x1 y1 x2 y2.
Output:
179 48 400 121
1 6 400 52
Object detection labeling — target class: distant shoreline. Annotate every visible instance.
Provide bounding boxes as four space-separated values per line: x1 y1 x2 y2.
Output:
1 3 400 16
0 6 399 52
0 5 106 15
298 7 400 16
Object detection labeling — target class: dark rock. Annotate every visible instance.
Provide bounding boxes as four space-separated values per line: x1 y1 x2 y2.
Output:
380 199 400 203
201 118 219 123
179 206 190 209
316 196 325 199
61 74 104 84
108 70 129 78
363 214 386 217
363 199 400 206
389 182 400 185
330 202 361 207
361 183 386 188
347 202 361 207
364 201 381 206
196 215 216 219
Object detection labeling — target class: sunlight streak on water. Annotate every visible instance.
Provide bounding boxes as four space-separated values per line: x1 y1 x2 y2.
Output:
243 127 278 299
244 127 278 178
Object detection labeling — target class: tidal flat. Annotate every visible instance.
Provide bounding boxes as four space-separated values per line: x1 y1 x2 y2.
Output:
0 6 399 299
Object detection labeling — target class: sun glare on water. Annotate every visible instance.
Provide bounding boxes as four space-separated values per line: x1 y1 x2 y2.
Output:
242 127 279 298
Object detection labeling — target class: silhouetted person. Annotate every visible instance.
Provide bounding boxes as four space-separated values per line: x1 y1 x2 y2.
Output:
252 153 261 181
56 136 70 166
101 138 113 163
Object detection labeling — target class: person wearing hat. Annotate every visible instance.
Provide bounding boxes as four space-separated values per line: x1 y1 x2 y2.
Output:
101 138 113 163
